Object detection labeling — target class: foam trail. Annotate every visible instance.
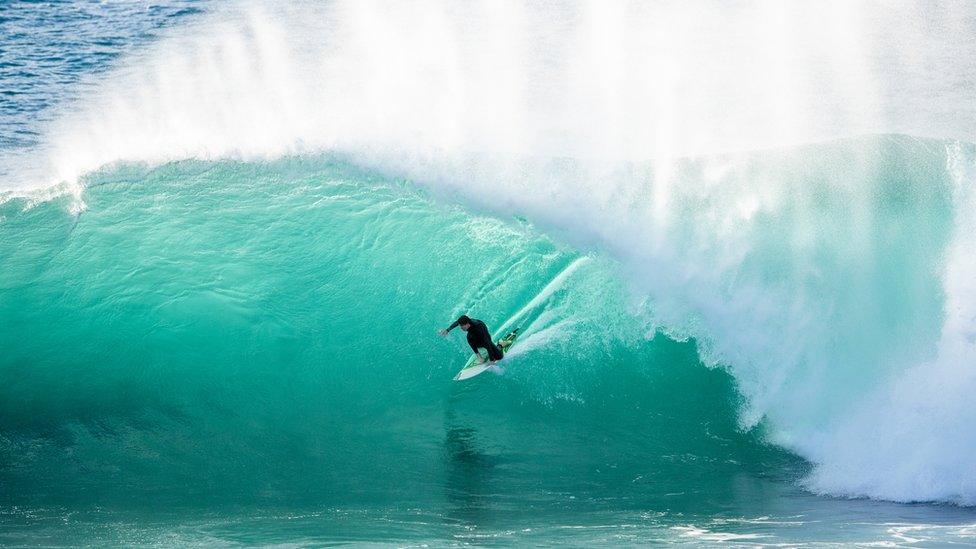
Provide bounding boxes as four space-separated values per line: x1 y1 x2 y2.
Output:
495 256 591 336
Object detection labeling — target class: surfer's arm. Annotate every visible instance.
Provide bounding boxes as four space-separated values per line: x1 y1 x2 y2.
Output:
439 320 460 336
467 340 486 361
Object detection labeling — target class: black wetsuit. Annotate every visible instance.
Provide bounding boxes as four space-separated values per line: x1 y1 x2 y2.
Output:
448 318 504 361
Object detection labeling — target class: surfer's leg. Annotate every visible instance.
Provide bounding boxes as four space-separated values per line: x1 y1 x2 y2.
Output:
487 343 504 361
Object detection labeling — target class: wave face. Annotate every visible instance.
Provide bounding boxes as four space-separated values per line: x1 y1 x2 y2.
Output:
0 159 791 508
3 156 975 546
3 0 976 528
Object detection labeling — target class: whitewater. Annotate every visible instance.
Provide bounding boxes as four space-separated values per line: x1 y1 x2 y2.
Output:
3 0 976 545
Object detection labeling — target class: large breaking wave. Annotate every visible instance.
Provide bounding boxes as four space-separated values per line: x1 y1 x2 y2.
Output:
3 0 976 505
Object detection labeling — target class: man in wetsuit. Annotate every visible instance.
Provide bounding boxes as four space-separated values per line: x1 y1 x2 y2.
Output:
439 315 505 363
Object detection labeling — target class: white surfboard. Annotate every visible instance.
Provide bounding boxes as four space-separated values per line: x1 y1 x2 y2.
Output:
453 361 495 381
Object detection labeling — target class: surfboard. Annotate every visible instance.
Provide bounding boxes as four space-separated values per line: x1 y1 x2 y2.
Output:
453 328 520 381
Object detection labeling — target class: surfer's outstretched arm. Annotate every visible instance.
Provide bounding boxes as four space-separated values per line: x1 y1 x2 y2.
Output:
438 319 460 336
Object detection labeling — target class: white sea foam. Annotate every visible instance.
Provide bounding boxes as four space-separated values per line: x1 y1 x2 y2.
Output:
801 143 976 504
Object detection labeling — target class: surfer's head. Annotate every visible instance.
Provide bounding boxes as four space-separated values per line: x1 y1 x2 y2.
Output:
457 315 472 331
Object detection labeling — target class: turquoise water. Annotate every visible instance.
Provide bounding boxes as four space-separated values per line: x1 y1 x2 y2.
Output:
3 157 976 545
4 0 976 545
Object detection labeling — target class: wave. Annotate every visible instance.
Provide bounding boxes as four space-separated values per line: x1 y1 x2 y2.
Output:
3 0 976 505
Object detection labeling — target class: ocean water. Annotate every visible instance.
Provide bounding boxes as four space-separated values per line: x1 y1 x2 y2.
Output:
3 1 976 546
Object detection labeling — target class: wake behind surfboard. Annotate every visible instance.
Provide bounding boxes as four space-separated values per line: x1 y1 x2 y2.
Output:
453 328 520 381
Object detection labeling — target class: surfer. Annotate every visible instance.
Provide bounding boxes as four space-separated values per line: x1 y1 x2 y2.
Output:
439 315 506 363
